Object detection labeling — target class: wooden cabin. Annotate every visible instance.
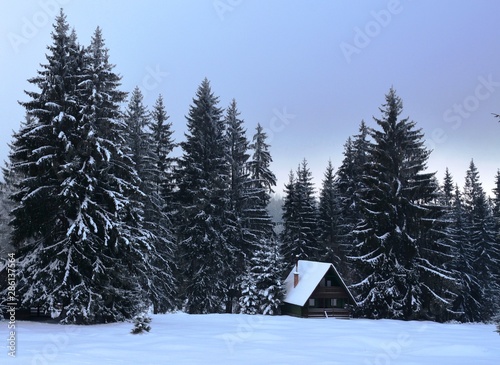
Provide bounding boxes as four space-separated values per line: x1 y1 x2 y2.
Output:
282 260 357 318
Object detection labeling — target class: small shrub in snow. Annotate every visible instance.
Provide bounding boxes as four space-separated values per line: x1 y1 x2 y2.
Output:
131 313 152 334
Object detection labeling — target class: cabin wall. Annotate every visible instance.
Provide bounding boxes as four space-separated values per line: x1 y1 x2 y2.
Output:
282 303 305 317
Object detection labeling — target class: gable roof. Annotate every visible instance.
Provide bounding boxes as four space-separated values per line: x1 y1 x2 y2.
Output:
283 260 357 307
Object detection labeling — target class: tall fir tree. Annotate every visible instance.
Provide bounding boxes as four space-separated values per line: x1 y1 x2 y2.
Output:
6 14 156 323
239 123 280 313
446 185 483 321
442 168 455 206
223 99 253 312
318 160 343 270
224 99 252 263
492 170 500 318
124 87 150 179
239 236 284 315
150 94 176 214
336 121 370 279
175 78 234 314
350 88 450 320
246 123 277 239
462 160 499 321
281 160 319 265
123 88 177 314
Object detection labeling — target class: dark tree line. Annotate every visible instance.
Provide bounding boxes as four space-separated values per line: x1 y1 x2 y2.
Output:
1 11 498 325
0 12 282 323
280 89 500 322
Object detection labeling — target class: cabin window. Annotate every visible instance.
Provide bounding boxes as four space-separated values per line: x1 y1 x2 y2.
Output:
308 298 315 307
330 298 345 308
326 280 332 287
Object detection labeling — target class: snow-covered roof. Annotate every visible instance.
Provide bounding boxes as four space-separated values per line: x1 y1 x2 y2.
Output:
283 260 356 307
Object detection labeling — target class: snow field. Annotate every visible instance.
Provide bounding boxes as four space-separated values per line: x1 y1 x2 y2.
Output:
1 313 499 365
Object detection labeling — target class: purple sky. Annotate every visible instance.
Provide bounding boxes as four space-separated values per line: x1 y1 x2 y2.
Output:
1 0 499 196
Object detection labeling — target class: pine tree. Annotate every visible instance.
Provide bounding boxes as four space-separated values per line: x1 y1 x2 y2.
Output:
7 14 151 324
239 236 284 315
124 87 150 178
318 160 343 269
123 88 177 314
493 170 500 220
442 168 455 206
493 170 500 314
446 185 483 322
350 88 449 320
248 123 277 197
224 100 251 260
238 124 279 313
175 78 234 314
336 121 370 279
222 99 253 312
147 93 177 313
281 160 319 264
256 237 285 315
246 123 277 239
150 94 176 213
462 160 499 321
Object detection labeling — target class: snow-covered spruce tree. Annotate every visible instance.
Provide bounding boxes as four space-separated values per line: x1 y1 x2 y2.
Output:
281 171 299 264
281 159 319 265
248 123 277 203
350 88 450 320
462 160 499 321
9 15 150 324
335 121 370 280
239 124 280 313
246 123 277 238
441 168 455 206
318 160 343 270
224 99 252 309
123 88 177 314
147 94 178 313
435 171 465 321
445 185 483 322
150 94 176 216
239 236 284 315
256 236 285 315
131 312 152 334
239 279 259 315
492 170 500 316
124 87 150 178
175 78 234 314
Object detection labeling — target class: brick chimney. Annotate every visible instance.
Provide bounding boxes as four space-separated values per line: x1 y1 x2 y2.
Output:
293 255 299 288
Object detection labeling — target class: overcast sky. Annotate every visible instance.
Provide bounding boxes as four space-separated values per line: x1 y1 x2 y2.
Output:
1 0 499 196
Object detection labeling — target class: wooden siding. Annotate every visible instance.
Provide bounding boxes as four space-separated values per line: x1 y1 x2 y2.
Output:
311 286 348 299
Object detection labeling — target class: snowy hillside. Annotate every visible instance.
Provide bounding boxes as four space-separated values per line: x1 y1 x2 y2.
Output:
2 313 498 364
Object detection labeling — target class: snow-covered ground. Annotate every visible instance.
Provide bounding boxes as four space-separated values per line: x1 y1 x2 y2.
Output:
2 313 499 364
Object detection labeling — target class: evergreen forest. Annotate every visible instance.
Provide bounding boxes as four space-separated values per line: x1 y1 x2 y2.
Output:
1 11 499 325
